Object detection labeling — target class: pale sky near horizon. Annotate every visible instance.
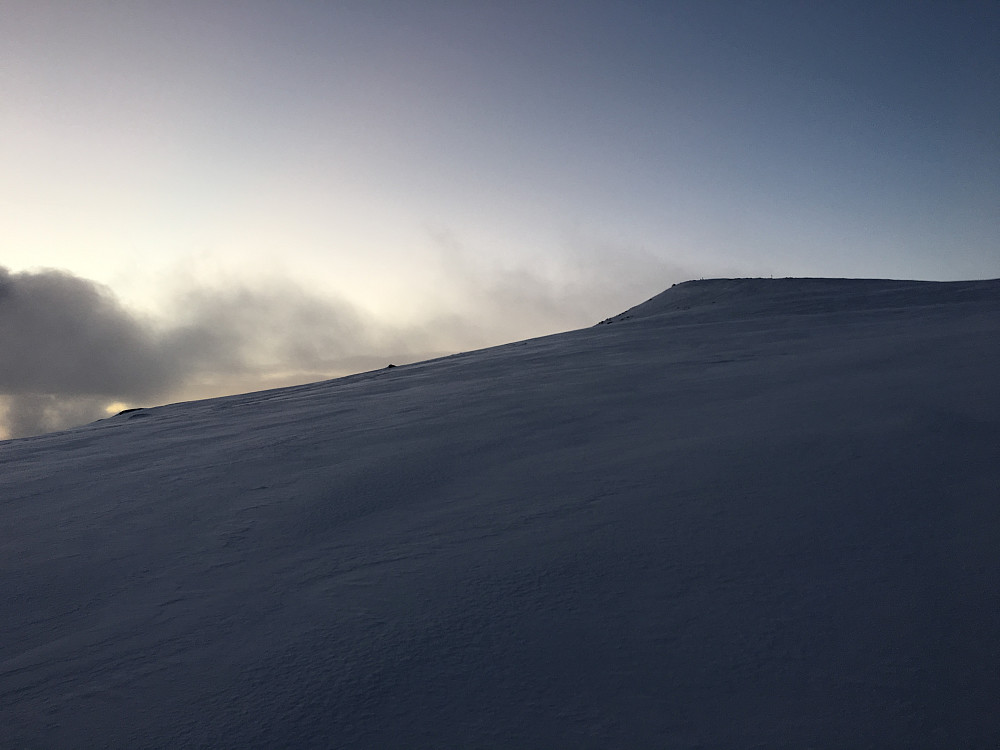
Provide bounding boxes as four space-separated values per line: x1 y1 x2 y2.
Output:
1 0 998 436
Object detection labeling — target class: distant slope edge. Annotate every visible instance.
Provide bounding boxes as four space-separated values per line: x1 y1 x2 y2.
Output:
600 277 1000 325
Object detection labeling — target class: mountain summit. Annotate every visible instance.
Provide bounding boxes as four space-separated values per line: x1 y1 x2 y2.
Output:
2 278 998 747
603 276 1000 323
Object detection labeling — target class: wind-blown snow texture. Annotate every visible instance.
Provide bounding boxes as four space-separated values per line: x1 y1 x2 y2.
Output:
2 277 999 748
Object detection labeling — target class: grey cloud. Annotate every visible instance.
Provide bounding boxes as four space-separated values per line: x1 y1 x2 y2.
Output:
0 267 177 397
0 394 113 442
0 267 420 439
162 282 372 373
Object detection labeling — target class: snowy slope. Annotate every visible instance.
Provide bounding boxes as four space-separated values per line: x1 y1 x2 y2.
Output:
2 277 999 748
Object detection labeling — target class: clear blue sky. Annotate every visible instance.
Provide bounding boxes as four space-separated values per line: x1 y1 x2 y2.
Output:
1 1 998 434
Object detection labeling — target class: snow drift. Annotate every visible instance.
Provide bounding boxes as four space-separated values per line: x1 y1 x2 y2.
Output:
2 277 998 747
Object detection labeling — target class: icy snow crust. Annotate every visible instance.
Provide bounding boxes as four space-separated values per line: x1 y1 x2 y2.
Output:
2 277 999 748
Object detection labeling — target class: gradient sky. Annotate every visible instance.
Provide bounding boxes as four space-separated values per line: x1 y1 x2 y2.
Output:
1 0 998 436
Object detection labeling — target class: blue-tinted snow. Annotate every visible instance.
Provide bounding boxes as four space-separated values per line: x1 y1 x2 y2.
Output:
2 278 999 747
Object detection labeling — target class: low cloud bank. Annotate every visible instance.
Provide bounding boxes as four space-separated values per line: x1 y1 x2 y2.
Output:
0 267 170 438
0 267 176 396
0 248 685 438
0 266 414 438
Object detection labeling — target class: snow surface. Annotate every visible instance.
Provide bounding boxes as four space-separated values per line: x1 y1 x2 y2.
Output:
2 277 999 748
